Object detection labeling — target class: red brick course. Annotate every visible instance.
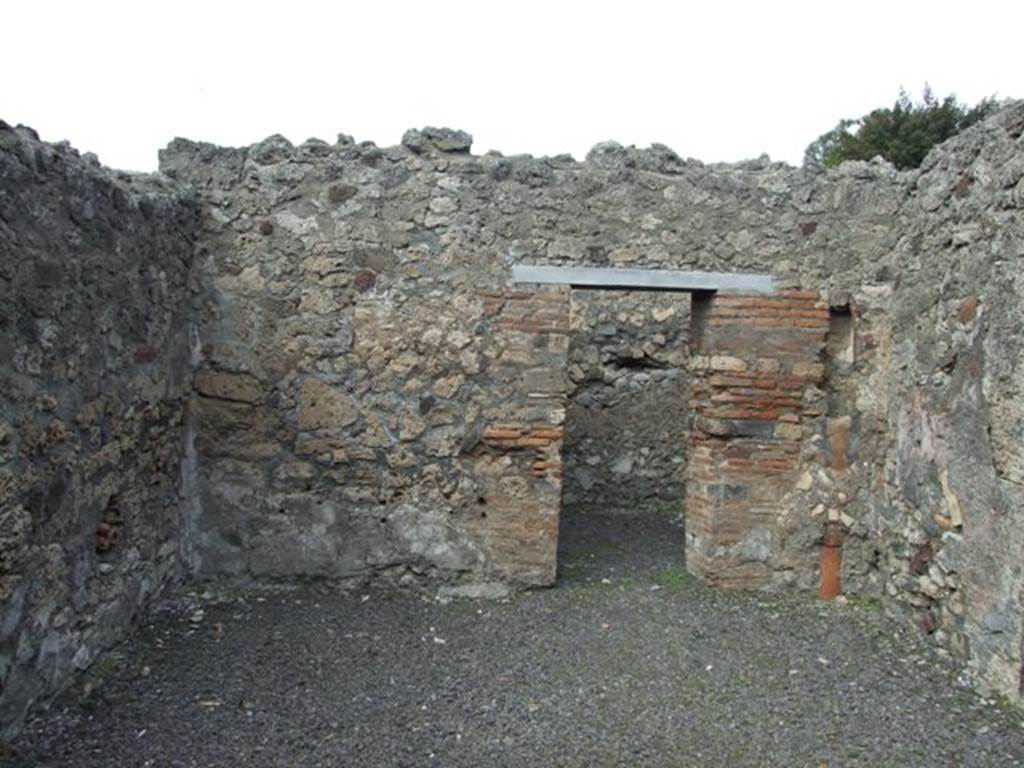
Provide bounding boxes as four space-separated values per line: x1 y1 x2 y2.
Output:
482 288 571 334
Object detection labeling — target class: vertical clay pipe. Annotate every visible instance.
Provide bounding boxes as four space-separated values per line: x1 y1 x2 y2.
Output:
819 522 844 599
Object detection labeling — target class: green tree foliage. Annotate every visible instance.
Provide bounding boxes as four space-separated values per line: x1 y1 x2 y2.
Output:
804 86 997 171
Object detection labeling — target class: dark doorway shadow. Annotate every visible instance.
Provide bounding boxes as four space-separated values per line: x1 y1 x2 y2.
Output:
557 507 686 586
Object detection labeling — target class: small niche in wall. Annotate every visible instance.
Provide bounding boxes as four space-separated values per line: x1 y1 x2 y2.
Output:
826 304 854 365
824 304 856 471
95 495 124 555
689 290 714 354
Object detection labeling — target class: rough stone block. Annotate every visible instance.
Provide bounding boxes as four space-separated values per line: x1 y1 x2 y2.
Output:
195 370 263 405
298 379 359 431
709 355 747 372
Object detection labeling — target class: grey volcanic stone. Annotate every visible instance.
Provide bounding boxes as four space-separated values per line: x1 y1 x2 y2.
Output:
0 121 198 738
402 126 473 154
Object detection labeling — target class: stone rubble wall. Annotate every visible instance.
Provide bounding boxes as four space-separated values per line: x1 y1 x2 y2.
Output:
870 106 1024 697
155 124 907 599
562 290 691 511
766 103 1024 697
158 133 571 590
157 103 1024 699
0 123 198 737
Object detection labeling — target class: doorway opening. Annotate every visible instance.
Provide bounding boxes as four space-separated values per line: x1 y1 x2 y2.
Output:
557 289 692 585
507 265 810 590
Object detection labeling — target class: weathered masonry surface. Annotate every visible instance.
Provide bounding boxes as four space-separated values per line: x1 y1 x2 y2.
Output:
0 126 198 735
2 105 1024 736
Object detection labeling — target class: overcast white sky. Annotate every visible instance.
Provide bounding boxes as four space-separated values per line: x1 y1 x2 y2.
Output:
5 1 1022 172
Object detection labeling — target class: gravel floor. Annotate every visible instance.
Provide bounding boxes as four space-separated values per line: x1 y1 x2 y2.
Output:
7 508 1024 767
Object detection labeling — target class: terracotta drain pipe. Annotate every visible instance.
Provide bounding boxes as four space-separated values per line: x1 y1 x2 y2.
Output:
819 522 844 599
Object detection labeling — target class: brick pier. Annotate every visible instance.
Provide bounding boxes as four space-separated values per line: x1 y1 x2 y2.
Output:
686 291 829 588
462 287 571 585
